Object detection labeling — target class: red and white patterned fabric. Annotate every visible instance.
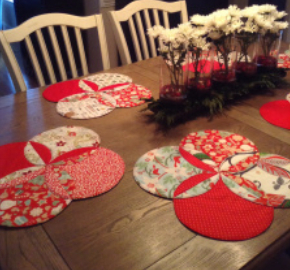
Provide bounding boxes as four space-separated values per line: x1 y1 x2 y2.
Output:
56 93 116 119
103 84 152 108
42 80 99 102
0 126 125 227
79 73 132 91
25 126 101 165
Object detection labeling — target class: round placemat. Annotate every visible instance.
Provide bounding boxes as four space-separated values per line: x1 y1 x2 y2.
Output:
173 178 274 241
0 172 71 227
133 146 207 199
24 126 101 165
56 93 116 119
79 73 132 91
42 80 99 102
104 84 152 107
260 98 290 130
222 153 290 207
46 147 125 199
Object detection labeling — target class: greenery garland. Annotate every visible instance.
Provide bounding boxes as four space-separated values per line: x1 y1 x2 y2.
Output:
143 68 289 128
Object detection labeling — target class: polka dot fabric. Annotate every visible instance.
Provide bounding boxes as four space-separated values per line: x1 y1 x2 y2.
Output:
260 97 290 130
174 178 274 241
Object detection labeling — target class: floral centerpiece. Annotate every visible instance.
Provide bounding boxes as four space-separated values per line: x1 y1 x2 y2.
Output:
204 6 242 82
253 4 288 68
148 25 188 102
234 6 260 76
187 16 212 90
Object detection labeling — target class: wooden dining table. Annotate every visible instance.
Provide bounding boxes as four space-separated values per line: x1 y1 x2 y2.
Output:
0 56 290 270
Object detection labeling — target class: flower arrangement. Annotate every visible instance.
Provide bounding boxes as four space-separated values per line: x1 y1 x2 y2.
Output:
148 25 188 101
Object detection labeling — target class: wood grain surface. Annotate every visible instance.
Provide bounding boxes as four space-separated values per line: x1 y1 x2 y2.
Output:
0 57 290 270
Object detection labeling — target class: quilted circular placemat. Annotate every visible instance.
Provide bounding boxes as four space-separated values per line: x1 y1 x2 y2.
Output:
104 84 152 108
222 153 290 207
24 126 101 165
133 146 208 199
173 178 274 241
260 95 290 130
47 147 125 199
42 80 99 102
0 172 71 227
179 130 259 193
56 93 116 119
79 73 132 91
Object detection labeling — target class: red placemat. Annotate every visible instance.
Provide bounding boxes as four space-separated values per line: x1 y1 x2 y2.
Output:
42 80 99 102
174 177 274 241
260 99 290 129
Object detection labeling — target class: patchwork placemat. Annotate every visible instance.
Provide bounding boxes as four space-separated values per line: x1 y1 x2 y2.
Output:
222 153 290 207
173 178 274 241
104 84 152 108
260 94 290 130
42 80 99 102
56 93 116 119
133 146 206 199
25 126 101 165
47 147 125 199
79 73 132 91
0 172 71 227
178 130 259 193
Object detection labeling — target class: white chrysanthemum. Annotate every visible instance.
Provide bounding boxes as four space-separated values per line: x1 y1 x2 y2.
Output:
277 11 287 19
241 5 259 18
147 25 165 38
190 14 210 26
160 28 179 43
228 5 240 17
257 4 277 14
178 22 194 37
208 31 223 40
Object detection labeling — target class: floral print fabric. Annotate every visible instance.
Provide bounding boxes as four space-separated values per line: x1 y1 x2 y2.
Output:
0 126 125 227
103 84 152 108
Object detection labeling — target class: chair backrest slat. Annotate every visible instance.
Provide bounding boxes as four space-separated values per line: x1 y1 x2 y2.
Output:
109 0 188 65
74 27 89 76
61 25 78 78
0 32 26 92
35 29 56 84
143 9 157 57
95 15 110 70
162 11 170 29
24 36 45 87
128 17 142 62
0 13 110 92
135 11 149 60
48 26 67 81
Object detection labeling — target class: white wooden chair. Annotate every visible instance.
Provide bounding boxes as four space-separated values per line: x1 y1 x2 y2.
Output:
0 13 110 92
108 0 188 65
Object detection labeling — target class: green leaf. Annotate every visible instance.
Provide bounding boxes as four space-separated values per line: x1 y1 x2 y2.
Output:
194 153 211 160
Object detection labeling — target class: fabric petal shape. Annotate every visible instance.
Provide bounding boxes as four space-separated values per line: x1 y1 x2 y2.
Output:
173 179 274 241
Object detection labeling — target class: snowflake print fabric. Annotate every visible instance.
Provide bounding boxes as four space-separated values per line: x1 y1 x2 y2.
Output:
79 73 132 91
56 93 116 119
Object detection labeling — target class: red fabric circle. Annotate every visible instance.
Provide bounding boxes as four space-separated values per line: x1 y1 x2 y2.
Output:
43 80 99 102
174 176 274 241
260 100 290 129
0 142 36 179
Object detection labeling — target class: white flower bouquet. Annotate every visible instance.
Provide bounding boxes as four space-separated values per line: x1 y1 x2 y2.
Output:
148 25 188 101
